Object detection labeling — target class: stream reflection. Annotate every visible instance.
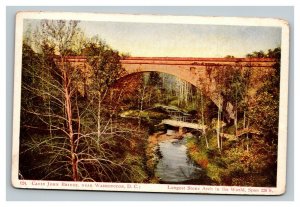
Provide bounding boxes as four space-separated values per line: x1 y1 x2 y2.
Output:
155 137 202 183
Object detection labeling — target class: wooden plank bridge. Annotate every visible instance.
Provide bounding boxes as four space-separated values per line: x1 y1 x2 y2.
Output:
160 119 207 131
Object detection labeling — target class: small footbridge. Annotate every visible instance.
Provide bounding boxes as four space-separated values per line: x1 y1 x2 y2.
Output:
161 119 207 131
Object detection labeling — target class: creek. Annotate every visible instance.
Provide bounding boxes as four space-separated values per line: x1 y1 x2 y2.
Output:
154 134 206 184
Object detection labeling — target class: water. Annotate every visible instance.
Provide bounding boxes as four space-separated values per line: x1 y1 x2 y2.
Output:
155 137 203 183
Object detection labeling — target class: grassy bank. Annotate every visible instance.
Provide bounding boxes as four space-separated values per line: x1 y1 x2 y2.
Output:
186 129 277 187
186 135 225 184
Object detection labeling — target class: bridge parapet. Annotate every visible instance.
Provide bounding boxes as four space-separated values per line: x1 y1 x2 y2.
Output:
53 56 276 67
120 57 276 68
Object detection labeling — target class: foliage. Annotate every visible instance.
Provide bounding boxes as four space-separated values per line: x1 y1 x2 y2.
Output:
120 110 168 120
20 20 148 182
186 136 209 169
185 46 280 186
148 71 163 87
83 37 125 94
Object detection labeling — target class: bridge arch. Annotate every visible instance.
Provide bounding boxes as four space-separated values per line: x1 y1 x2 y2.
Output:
113 70 213 110
114 70 213 113
120 58 231 120
119 64 201 90
54 56 276 122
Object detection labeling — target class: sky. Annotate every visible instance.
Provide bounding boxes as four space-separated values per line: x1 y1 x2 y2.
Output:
80 21 281 57
25 19 282 58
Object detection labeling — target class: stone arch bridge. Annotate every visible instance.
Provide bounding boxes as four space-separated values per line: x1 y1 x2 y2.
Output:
54 56 276 121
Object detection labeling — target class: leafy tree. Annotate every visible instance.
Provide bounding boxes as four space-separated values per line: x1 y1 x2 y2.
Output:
249 47 281 144
148 71 163 87
19 20 143 182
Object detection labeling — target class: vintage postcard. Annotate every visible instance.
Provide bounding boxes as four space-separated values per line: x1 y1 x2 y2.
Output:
12 12 289 195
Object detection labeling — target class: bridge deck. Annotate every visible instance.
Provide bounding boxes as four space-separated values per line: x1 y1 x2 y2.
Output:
161 119 207 130
53 56 276 66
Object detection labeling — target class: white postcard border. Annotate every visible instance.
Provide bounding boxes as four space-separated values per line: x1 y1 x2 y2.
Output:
12 12 290 195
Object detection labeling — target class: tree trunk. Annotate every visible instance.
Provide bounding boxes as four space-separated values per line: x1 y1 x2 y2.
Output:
46 58 53 140
62 59 78 181
200 91 209 148
216 94 221 150
235 90 238 138
139 85 146 129
246 118 250 152
97 91 101 139
220 114 224 151
243 111 246 129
